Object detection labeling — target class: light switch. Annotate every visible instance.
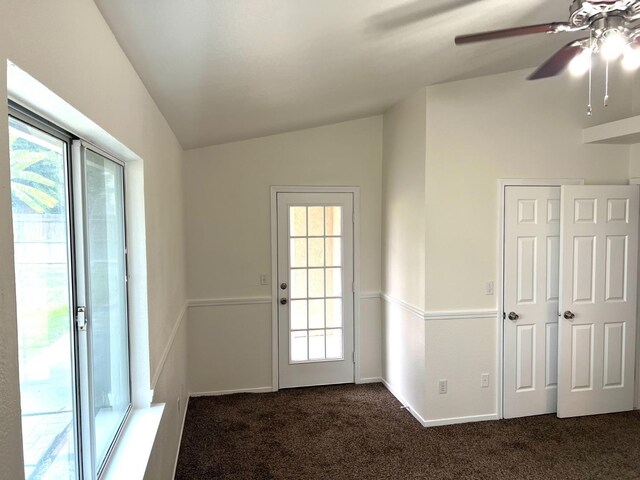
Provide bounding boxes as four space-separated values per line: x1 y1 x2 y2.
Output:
485 281 494 295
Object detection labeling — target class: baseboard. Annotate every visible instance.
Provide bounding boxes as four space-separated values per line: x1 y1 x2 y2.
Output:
357 376 382 384
381 378 498 428
381 378 428 427
171 396 189 479
189 386 273 397
423 413 499 427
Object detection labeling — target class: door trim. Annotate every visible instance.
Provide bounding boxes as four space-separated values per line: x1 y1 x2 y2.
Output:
625 177 640 411
497 179 584 419
270 186 361 392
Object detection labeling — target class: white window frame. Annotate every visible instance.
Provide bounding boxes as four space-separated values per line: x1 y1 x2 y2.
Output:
7 62 160 480
9 104 133 480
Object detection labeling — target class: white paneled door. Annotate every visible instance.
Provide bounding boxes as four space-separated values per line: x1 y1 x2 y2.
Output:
277 192 354 389
504 186 561 418
557 185 638 418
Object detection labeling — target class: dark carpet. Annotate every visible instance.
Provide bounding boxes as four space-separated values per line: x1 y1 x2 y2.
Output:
175 383 640 480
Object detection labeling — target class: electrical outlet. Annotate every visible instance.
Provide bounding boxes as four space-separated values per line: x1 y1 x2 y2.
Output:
260 273 268 285
438 379 448 395
481 373 490 388
485 281 494 295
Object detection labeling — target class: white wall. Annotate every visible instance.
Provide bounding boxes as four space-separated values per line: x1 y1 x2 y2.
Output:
382 89 427 311
183 116 383 392
421 68 632 422
380 68 635 425
382 302 426 421
145 314 188 480
380 89 428 421
0 1 188 478
424 69 631 312
189 304 273 394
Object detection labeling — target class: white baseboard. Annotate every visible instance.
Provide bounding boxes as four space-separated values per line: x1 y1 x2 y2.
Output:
171 396 189 479
423 413 499 427
189 386 273 397
381 378 498 428
381 378 428 427
357 376 382 384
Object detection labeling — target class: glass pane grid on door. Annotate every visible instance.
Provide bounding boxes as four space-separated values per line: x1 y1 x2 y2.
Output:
289 206 344 363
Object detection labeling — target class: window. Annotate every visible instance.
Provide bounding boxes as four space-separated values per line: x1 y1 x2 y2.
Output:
9 106 131 479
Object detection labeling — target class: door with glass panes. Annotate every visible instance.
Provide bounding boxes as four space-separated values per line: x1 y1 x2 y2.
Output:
277 192 354 388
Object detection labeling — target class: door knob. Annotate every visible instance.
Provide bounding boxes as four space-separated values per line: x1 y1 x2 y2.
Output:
280 283 288 290
563 310 575 320
280 298 288 305
508 312 519 321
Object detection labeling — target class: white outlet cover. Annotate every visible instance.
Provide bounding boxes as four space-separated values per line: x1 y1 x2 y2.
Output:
438 379 447 394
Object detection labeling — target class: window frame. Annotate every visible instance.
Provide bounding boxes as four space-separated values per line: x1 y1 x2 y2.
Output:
74 139 133 479
8 103 133 480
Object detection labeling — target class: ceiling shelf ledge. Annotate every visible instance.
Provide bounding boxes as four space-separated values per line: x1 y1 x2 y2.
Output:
583 115 640 145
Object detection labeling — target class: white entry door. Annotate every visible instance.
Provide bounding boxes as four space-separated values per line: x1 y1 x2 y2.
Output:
277 192 355 389
557 185 638 417
503 186 561 418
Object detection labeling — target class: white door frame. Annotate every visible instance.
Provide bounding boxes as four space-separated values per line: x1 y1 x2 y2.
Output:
270 186 361 392
497 179 584 418
628 177 640 410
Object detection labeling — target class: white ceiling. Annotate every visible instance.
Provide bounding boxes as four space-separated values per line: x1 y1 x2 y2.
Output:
94 0 580 149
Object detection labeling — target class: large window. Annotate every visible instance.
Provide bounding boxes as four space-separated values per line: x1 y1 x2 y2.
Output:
9 107 131 479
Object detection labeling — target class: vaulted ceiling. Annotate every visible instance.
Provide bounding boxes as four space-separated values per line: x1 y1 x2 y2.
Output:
94 0 579 149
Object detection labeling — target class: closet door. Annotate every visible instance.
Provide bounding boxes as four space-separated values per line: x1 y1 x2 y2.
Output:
557 185 638 418
503 186 561 418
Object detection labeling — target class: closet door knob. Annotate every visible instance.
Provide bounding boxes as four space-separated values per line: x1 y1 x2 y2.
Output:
508 312 519 321
280 298 288 305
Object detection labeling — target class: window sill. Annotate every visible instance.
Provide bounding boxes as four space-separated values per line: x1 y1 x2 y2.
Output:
100 403 165 480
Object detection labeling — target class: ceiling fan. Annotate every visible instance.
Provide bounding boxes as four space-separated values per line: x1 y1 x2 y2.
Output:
455 0 640 112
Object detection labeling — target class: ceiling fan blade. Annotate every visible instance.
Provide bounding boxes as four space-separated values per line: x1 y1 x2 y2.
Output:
527 39 588 80
455 22 570 45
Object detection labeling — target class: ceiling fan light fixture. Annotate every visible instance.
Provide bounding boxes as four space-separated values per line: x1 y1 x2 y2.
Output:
600 29 628 60
569 47 593 76
454 0 640 114
622 43 640 70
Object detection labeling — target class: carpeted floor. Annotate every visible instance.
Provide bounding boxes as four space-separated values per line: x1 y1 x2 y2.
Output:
175 383 640 479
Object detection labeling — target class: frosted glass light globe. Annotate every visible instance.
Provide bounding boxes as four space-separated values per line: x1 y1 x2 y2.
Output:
569 48 592 76
601 31 627 60
622 44 640 70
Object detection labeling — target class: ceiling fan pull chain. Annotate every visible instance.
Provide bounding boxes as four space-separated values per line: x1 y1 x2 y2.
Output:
604 60 610 108
587 31 593 116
